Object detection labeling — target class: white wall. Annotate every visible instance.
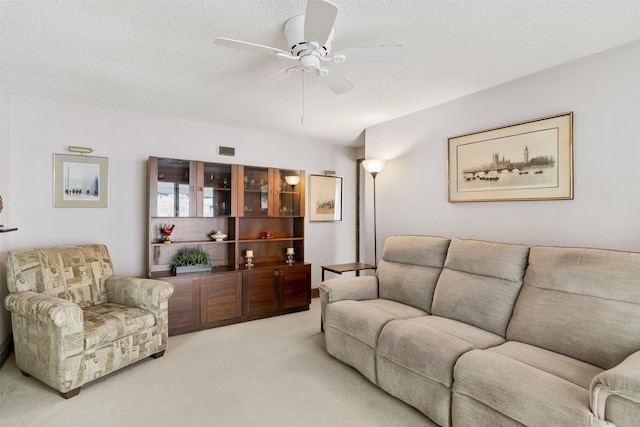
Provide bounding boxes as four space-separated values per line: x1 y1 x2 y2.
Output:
0 82 11 344
1 96 359 343
364 40 640 259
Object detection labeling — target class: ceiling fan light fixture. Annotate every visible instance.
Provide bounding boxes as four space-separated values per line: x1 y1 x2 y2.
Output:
300 54 321 71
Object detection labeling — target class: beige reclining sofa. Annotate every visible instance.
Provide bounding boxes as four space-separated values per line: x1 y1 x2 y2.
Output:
320 235 640 426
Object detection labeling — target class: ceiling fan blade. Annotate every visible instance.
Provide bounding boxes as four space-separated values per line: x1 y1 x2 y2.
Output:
317 67 353 95
214 37 294 58
330 45 404 64
304 0 339 46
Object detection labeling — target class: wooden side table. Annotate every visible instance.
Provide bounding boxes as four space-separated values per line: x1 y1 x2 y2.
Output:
321 262 376 281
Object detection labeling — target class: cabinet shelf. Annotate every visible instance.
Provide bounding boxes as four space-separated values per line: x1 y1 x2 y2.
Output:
150 239 234 246
150 265 237 279
239 237 304 243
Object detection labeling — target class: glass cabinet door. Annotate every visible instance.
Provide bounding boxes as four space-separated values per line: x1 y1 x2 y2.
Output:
156 158 192 217
242 166 269 217
202 162 232 217
276 169 302 217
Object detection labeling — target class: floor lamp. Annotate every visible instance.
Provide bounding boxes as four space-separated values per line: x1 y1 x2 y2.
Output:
362 159 385 266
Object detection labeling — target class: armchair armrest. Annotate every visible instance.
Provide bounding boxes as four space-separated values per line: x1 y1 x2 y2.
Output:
4 291 83 331
590 350 640 421
105 276 174 314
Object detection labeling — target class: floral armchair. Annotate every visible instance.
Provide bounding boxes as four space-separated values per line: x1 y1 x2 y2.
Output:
4 244 174 398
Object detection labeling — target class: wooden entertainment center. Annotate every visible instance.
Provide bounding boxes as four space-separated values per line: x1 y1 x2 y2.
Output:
147 157 311 336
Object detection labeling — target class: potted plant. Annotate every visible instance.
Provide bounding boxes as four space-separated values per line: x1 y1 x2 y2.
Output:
173 246 213 274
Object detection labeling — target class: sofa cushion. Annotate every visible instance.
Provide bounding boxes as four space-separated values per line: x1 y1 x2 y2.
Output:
83 303 156 349
376 316 505 426
507 245 640 369
377 235 450 313
6 245 113 308
453 349 608 427
431 238 529 336
324 299 426 383
488 341 603 389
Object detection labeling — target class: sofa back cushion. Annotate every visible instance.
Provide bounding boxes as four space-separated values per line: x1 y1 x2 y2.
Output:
6 244 113 308
507 246 640 369
377 235 451 313
431 238 530 336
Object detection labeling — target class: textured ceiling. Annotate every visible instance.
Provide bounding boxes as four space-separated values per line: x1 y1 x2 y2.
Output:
1 1 639 146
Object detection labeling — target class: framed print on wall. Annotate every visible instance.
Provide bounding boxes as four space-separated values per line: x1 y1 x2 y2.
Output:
53 154 109 208
448 112 573 202
309 174 343 221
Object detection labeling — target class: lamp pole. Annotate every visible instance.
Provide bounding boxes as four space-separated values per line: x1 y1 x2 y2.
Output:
362 159 385 267
371 171 379 266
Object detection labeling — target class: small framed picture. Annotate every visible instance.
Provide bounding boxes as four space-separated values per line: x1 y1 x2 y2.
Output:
309 174 343 222
53 154 109 208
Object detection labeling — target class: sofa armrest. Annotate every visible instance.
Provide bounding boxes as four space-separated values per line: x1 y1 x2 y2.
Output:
318 276 379 328
319 276 379 303
4 291 83 331
105 276 174 315
590 350 640 422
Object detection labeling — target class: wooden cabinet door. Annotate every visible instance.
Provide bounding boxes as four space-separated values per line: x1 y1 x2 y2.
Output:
237 165 270 218
168 276 200 332
150 157 197 218
243 268 278 316
270 169 305 218
280 264 311 310
201 271 242 323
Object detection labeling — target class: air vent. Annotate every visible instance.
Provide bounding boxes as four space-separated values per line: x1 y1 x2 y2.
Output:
219 146 235 156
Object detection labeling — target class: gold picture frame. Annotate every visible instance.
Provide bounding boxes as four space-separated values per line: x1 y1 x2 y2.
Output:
448 112 573 202
309 174 343 222
53 154 109 208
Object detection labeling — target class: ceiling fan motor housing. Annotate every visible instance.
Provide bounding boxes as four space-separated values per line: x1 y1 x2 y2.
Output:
284 15 334 59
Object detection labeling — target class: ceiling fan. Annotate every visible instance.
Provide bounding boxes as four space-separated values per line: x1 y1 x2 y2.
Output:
214 0 403 95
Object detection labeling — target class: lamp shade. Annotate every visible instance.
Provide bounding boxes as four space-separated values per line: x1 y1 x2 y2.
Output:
284 175 301 186
362 159 386 175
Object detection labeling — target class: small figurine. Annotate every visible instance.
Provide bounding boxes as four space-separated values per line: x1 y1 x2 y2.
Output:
161 224 175 244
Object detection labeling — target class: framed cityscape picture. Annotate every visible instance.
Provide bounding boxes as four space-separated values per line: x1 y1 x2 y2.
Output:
53 154 109 208
448 112 573 202
309 174 343 221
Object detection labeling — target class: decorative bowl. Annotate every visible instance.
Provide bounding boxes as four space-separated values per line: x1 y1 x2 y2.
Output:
210 231 228 241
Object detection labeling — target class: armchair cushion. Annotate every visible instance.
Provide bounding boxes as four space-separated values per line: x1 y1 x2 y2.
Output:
83 303 156 348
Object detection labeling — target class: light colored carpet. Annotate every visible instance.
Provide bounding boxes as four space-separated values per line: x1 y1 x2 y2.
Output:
0 299 435 426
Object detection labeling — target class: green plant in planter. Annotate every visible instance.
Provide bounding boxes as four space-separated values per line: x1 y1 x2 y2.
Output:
172 246 213 272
